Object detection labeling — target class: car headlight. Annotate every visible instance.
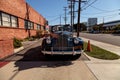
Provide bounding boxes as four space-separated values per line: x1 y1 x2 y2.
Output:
74 38 79 44
46 37 51 44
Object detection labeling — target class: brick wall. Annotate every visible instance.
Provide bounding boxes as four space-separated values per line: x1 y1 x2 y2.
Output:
0 0 46 39
0 0 46 27
0 0 47 59
0 27 36 40
0 39 14 59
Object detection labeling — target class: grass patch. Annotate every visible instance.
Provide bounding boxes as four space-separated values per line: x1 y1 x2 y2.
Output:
84 42 120 60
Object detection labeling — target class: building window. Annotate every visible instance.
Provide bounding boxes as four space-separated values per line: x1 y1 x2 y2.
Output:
28 21 31 29
0 12 18 27
29 22 34 29
11 16 17 27
24 20 34 29
0 13 1 26
2 13 11 27
37 24 41 30
25 20 28 29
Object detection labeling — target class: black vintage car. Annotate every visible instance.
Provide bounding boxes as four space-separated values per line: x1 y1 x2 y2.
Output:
41 26 84 55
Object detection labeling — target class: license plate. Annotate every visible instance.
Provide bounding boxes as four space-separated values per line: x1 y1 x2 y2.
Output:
74 46 82 50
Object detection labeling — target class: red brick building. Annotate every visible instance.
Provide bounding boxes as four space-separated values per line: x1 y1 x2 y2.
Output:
0 0 47 40
0 0 47 59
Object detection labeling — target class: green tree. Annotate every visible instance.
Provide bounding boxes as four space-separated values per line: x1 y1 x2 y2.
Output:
114 24 120 30
73 23 87 32
93 25 99 31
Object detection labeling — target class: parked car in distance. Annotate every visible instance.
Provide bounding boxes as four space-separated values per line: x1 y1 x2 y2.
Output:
89 30 100 34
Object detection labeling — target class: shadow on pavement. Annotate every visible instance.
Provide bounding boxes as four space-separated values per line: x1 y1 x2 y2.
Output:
14 61 73 71
15 46 81 61
14 46 82 71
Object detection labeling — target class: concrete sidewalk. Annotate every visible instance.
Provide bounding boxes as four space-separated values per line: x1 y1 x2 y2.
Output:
85 58 120 80
14 38 43 54
82 37 120 80
81 37 120 56
0 61 97 80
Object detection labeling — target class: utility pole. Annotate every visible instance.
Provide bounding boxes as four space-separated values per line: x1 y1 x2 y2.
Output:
70 0 73 27
64 7 67 25
68 0 74 32
77 0 86 37
77 0 81 37
102 17 104 30
73 0 75 26
68 0 86 36
60 15 61 26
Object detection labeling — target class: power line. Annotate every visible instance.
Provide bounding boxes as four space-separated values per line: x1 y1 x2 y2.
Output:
90 5 120 12
81 0 92 9
81 5 120 15
45 13 64 18
81 0 98 11
47 13 65 22
90 5 110 12
49 16 60 22
81 13 120 18
81 9 120 15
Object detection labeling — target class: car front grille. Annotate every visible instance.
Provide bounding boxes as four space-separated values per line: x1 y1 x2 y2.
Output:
52 47 73 51
53 35 68 47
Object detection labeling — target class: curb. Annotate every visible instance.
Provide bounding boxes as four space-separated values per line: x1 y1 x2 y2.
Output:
14 46 24 53
81 37 120 56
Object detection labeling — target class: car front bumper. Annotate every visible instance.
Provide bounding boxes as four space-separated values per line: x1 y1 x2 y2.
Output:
42 47 83 55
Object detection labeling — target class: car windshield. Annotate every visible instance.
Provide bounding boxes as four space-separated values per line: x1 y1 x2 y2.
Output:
52 25 73 32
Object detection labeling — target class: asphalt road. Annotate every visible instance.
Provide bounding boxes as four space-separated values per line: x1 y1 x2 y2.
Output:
79 33 120 46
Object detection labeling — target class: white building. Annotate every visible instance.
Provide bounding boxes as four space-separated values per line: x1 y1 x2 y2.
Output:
88 18 97 31
88 18 97 26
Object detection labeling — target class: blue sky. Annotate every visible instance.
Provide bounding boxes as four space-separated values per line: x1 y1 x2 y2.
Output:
26 0 120 25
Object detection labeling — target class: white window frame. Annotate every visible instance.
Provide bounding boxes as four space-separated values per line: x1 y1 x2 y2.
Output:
11 16 17 27
0 12 18 27
25 20 34 29
30 22 34 29
37 24 41 30
25 20 28 29
0 13 1 26
2 13 11 27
